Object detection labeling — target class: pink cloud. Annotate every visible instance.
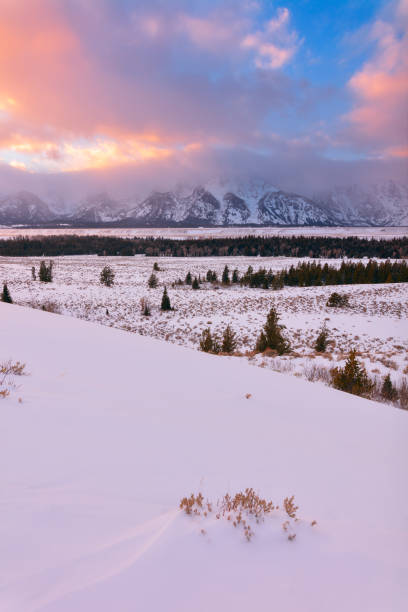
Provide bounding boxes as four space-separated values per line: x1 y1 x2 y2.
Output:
241 8 300 69
345 0 408 157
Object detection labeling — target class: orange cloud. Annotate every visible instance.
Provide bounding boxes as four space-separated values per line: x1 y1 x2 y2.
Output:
345 2 408 157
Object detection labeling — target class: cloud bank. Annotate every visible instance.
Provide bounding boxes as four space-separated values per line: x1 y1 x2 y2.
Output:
0 0 406 201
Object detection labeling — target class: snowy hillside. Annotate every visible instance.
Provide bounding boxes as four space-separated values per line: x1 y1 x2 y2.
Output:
1 304 407 612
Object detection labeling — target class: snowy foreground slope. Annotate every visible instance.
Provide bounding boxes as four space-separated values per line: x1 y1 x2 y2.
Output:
1 305 407 612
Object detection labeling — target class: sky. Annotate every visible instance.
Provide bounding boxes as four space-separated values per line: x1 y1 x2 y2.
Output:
0 0 407 199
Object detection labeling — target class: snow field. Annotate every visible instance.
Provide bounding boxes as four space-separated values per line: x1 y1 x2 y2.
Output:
0 303 407 611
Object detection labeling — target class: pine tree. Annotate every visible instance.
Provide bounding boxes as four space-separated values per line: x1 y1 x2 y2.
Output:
331 350 373 397
160 287 172 311
381 373 397 402
314 322 329 352
221 325 237 354
148 273 158 288
222 265 230 285
153 262 160 271
232 269 239 283
100 265 115 287
31 266 36 281
206 270 213 282
192 276 200 290
185 271 192 285
255 306 290 355
1 283 12 303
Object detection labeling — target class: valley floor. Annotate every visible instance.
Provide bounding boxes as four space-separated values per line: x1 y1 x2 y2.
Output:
0 303 407 611
0 225 408 240
1 254 407 396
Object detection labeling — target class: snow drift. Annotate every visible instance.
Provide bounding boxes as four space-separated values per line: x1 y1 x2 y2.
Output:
0 304 407 611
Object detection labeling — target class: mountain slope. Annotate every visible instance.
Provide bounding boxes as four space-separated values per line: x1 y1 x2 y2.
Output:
257 190 333 225
0 179 407 226
67 192 124 224
0 303 407 612
315 181 408 226
0 191 55 225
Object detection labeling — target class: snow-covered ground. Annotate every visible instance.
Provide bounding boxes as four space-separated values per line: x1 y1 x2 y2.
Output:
0 303 407 612
0 225 407 240
1 255 407 388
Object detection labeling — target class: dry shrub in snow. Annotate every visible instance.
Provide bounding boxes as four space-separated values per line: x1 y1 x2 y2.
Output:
304 364 331 384
326 292 350 308
0 360 27 398
180 488 314 542
41 302 61 314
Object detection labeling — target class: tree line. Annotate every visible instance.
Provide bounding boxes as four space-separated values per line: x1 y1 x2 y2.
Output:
239 260 408 288
0 234 407 258
171 260 408 289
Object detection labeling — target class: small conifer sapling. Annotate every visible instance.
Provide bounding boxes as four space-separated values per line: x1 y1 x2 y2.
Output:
331 350 373 397
222 265 230 285
100 265 115 287
255 306 290 355
160 287 172 311
1 283 13 304
221 325 237 354
314 323 329 352
148 273 158 288
381 373 397 402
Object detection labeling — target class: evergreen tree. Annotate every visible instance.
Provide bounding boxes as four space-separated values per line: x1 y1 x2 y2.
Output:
206 270 213 282
314 322 329 352
31 266 36 281
1 283 12 304
255 306 291 355
381 373 397 402
255 331 268 353
153 262 160 271
221 325 237 354
192 276 200 290
331 350 373 397
148 273 158 288
222 265 230 285
185 271 192 285
39 261 45 281
160 287 172 311
39 260 53 283
232 269 239 283
100 265 115 287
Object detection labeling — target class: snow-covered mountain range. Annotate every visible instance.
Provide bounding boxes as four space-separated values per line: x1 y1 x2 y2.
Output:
0 179 407 227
